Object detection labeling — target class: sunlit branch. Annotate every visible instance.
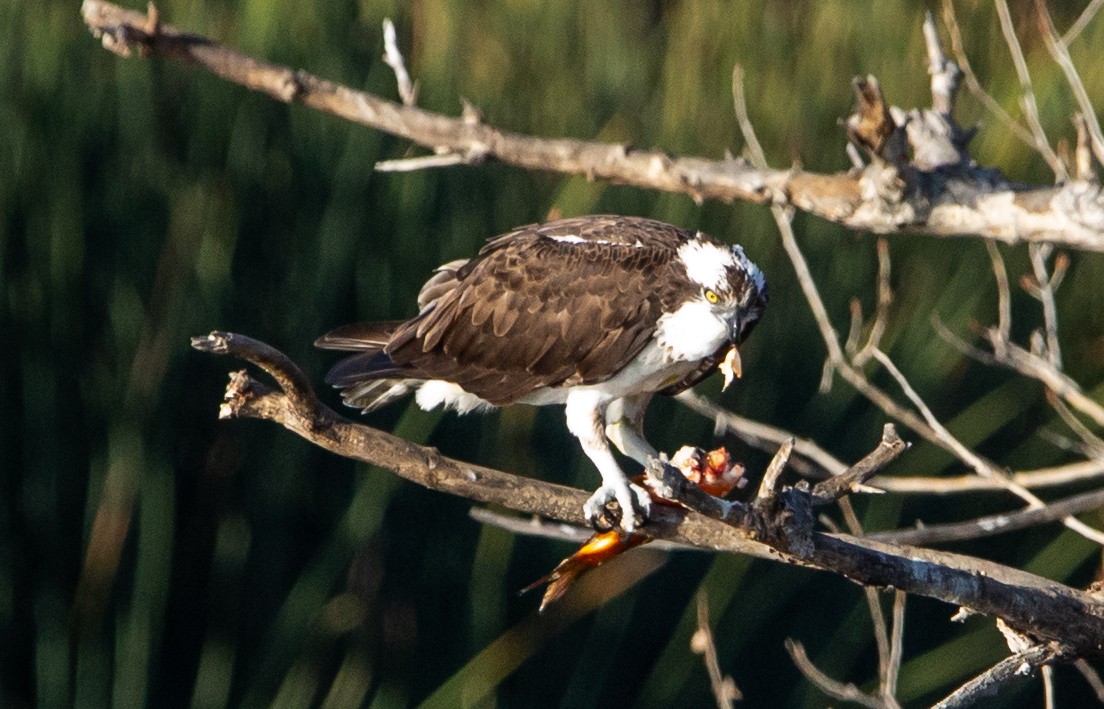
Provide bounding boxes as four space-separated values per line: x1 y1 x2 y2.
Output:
193 332 1104 654
81 0 1104 250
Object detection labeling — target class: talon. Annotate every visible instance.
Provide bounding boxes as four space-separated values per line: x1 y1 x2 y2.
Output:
584 481 652 533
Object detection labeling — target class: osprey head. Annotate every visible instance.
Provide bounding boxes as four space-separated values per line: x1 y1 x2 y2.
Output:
675 237 768 348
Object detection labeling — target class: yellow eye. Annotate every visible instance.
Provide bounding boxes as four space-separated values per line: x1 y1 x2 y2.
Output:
704 289 720 304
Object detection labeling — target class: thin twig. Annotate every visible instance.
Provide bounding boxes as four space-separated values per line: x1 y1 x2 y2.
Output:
869 347 1104 545
785 639 885 709
870 485 1104 545
811 425 908 504
1047 392 1104 457
1063 0 1104 44
983 334 1104 429
846 299 865 358
381 18 417 107
854 237 892 366
940 0 1036 147
837 500 895 696
675 391 846 479
375 152 473 172
885 591 906 706
756 438 794 500
985 239 1012 344
931 311 1104 435
1036 0 1104 169
1075 658 1104 702
1043 664 1056 709
733 65 842 366
691 593 741 708
993 0 1068 180
874 458 1104 494
1074 113 1099 182
1028 243 1063 367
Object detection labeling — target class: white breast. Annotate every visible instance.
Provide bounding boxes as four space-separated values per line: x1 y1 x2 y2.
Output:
654 300 729 361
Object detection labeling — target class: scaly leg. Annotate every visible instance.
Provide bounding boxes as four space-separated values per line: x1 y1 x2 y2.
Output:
565 390 652 532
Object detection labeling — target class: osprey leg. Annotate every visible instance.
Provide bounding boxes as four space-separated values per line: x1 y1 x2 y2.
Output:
604 393 657 466
565 391 652 532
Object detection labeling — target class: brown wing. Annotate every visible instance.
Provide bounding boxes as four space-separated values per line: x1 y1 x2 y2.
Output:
385 216 694 405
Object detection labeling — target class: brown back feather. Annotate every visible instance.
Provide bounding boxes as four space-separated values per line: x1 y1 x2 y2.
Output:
318 216 715 407
382 216 698 405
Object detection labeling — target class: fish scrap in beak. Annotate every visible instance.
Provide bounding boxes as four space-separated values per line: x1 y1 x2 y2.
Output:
720 345 742 391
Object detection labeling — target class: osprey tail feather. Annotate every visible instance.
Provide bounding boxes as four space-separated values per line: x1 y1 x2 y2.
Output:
315 321 423 412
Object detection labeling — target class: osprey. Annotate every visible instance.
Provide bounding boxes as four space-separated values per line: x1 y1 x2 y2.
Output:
316 215 768 531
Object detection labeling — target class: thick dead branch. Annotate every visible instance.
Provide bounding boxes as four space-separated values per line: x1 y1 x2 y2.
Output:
644 446 1104 654
189 332 772 559
82 0 1104 250
194 332 1104 655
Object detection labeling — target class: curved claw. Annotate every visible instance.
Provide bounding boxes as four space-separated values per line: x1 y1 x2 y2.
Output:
584 480 653 532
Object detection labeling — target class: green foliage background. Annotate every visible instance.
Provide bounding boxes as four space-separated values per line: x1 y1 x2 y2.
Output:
3 0 1104 706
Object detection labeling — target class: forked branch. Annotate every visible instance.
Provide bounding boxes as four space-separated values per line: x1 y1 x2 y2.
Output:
192 332 1104 659
82 0 1104 250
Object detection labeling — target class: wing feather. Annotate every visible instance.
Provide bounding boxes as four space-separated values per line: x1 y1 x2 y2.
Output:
322 215 700 407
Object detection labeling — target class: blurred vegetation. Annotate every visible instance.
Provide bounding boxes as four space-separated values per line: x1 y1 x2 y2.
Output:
3 0 1104 706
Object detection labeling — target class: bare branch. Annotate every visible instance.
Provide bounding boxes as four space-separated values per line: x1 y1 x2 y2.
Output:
1075 657 1104 702
885 591 906 706
940 0 1037 147
81 0 1104 250
932 644 1060 709
1027 243 1064 367
993 0 1068 179
870 486 1104 545
679 388 1104 495
1047 392 1104 457
811 425 908 504
187 332 777 558
853 238 892 366
1043 664 1057 709
381 18 417 107
982 332 1104 429
1036 0 1104 169
756 437 795 500
785 638 886 709
874 458 1104 494
1064 0 1104 44
194 332 1104 653
985 239 1012 344
868 347 1104 545
836 500 896 699
691 593 741 708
